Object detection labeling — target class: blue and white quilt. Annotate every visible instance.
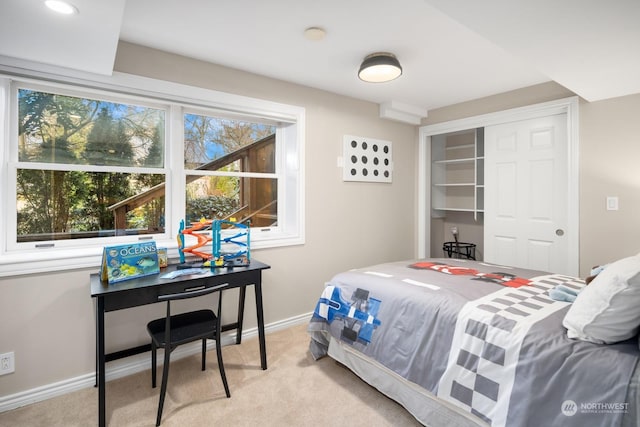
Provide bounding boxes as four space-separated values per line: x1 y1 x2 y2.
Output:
308 259 640 427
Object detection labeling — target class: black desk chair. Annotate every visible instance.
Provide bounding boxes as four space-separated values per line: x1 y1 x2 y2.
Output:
147 285 231 426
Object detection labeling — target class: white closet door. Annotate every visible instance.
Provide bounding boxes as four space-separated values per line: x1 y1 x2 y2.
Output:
484 114 569 273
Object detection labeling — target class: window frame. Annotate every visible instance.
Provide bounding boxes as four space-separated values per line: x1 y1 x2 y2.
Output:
10 81 171 250
0 68 305 277
181 107 282 237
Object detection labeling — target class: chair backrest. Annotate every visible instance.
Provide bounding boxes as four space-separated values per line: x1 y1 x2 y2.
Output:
157 283 226 344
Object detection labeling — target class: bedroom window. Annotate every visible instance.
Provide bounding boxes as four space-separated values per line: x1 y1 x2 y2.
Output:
0 74 304 276
183 112 278 227
14 86 167 245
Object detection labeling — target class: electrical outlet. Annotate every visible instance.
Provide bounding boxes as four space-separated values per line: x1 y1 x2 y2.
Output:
0 352 15 375
450 226 458 236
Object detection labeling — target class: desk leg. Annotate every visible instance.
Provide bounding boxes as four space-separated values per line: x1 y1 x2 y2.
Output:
97 298 106 427
254 281 267 370
95 302 98 387
236 286 246 345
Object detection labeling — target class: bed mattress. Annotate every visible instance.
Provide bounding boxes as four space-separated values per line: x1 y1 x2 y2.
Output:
308 258 640 427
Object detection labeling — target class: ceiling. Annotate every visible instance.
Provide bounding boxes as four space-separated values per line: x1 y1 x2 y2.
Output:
1 0 639 121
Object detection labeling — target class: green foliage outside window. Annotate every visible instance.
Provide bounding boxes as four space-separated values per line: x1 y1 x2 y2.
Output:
16 88 165 241
15 87 278 243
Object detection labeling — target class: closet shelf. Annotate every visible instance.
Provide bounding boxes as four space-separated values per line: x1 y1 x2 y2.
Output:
434 157 475 165
432 207 484 213
430 128 484 219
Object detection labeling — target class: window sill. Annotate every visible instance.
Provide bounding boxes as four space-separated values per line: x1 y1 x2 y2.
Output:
0 234 303 278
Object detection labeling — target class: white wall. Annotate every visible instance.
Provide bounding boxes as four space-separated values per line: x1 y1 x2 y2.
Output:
579 94 640 271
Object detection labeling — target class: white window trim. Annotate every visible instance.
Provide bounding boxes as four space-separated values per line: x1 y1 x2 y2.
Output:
8 81 172 252
0 61 305 277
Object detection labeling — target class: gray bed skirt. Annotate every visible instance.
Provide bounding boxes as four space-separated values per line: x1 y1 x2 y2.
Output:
324 334 640 427
327 335 488 427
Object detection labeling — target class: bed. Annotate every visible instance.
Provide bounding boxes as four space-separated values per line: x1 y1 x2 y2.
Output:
307 257 640 427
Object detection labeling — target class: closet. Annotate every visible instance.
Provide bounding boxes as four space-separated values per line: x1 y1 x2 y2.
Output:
418 97 579 276
429 128 484 259
431 128 484 217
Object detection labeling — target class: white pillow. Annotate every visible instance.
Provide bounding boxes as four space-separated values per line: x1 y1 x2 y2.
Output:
563 254 640 344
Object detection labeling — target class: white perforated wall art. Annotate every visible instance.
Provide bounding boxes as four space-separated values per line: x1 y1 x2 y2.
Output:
342 135 393 183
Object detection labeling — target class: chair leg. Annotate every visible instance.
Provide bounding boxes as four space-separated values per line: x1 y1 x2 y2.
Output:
156 347 172 426
201 338 206 371
216 337 231 398
151 341 157 388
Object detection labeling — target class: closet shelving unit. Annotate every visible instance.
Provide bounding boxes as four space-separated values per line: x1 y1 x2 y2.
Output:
431 128 484 220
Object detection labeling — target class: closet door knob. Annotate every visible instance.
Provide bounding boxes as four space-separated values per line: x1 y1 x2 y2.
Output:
555 229 564 236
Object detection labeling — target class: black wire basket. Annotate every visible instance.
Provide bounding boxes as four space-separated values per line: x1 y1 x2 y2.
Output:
442 242 476 260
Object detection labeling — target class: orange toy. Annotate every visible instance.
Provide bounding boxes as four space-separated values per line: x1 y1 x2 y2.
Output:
177 218 214 262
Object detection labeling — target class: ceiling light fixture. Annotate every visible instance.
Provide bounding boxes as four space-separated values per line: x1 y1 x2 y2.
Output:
358 52 403 83
45 0 79 15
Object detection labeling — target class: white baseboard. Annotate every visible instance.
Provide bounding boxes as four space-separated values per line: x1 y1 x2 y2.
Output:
0 313 312 413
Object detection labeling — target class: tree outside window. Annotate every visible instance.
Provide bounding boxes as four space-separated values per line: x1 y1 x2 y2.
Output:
16 88 165 242
1 74 303 275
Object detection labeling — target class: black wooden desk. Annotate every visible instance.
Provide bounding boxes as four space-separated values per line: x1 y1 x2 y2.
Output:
90 260 271 427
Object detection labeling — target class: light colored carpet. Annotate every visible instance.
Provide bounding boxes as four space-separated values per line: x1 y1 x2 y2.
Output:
0 324 422 426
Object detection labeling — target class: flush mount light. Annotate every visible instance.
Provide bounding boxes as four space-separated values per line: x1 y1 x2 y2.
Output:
358 52 403 83
45 0 79 15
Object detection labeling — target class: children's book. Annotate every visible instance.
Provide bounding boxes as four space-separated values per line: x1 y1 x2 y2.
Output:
100 241 160 284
